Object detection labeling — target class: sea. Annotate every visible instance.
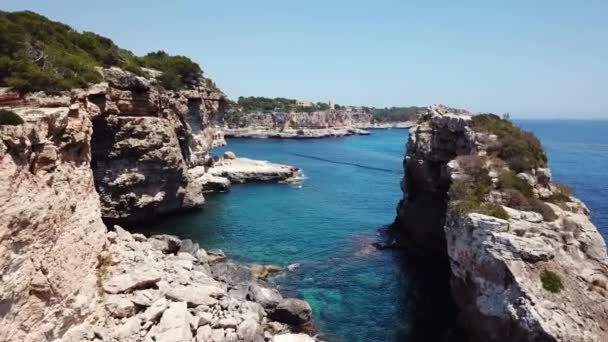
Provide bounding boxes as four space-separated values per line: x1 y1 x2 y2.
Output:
144 120 608 342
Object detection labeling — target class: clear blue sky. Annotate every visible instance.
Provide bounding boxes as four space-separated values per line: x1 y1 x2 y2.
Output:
4 0 607 118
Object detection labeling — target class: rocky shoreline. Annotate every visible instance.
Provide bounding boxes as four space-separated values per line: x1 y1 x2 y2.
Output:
0 67 317 342
393 105 608 342
355 121 417 129
190 153 302 192
223 127 369 139
61 225 315 342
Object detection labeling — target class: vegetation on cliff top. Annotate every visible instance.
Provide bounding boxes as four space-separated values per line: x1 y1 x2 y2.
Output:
237 96 331 113
471 114 547 173
448 155 510 220
235 96 423 122
0 10 212 93
448 153 558 221
0 109 24 125
371 106 424 123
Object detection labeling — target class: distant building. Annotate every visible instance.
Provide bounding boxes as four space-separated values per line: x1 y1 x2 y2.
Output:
329 100 335 110
296 100 313 107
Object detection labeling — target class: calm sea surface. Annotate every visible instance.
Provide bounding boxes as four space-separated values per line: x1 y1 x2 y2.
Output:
146 120 608 341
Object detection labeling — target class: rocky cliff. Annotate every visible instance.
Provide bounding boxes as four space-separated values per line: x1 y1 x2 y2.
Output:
89 67 227 224
393 105 608 341
0 104 107 341
1 68 315 341
1 66 228 225
219 110 372 138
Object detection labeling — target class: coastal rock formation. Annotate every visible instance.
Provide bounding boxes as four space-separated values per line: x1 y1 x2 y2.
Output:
393 105 608 342
188 155 301 193
0 99 314 341
206 158 301 184
2 66 228 225
88 67 227 224
220 110 371 139
59 226 313 342
0 105 106 341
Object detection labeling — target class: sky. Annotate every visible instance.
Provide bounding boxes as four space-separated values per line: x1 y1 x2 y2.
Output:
3 0 608 118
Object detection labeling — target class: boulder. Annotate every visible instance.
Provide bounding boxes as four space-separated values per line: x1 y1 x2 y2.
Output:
178 239 200 257
150 234 182 254
165 283 226 307
105 295 137 318
208 249 227 262
223 151 237 159
237 318 262 342
112 316 141 340
143 297 169 323
196 325 213 342
248 284 283 309
270 299 312 325
210 262 253 286
131 289 160 307
102 66 150 91
250 264 282 280
272 333 315 342
103 267 161 294
154 301 192 342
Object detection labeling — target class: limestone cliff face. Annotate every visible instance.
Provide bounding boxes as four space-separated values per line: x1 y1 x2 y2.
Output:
221 109 373 130
0 73 314 342
393 107 477 257
394 105 608 342
86 67 227 224
0 105 106 341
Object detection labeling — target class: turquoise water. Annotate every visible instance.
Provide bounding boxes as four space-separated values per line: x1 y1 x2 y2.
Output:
145 121 608 341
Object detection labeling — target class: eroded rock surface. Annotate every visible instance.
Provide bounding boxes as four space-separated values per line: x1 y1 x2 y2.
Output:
207 158 301 183
0 69 313 341
220 110 371 139
66 226 314 342
88 67 227 224
393 104 608 342
0 105 106 341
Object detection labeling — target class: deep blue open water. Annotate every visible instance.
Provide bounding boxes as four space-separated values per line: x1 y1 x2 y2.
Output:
146 120 608 342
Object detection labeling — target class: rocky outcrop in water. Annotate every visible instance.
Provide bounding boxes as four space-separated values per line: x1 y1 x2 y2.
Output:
393 105 608 342
220 110 371 138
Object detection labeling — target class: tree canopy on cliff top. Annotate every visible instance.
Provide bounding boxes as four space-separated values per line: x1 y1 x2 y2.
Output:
236 96 423 122
0 10 209 93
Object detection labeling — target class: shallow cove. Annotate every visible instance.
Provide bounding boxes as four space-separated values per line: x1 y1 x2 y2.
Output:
140 129 460 341
139 120 608 341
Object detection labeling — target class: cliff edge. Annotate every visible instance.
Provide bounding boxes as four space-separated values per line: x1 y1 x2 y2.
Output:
393 105 608 342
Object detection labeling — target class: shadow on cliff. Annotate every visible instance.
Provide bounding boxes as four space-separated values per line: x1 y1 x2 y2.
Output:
392 248 467 342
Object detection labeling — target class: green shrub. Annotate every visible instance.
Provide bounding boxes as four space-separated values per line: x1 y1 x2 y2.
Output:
0 11 212 93
371 106 424 122
138 51 203 90
530 199 558 221
478 202 509 220
498 171 533 197
0 109 24 125
448 168 507 220
472 114 547 172
502 187 557 221
540 270 563 293
546 184 572 204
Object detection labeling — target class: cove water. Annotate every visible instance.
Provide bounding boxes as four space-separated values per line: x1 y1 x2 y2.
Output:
145 121 608 342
